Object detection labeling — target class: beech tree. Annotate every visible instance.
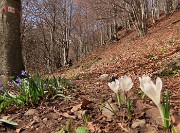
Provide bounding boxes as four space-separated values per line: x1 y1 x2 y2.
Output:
0 0 24 81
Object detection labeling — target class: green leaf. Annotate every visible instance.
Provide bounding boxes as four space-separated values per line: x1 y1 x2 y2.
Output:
76 126 88 133
171 124 177 133
6 92 17 98
53 94 71 99
0 119 18 126
141 91 146 100
0 96 4 101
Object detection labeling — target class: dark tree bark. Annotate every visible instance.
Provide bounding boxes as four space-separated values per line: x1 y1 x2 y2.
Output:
165 0 173 17
0 0 24 81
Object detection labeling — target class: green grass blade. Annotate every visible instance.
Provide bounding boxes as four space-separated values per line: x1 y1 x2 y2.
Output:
0 119 18 126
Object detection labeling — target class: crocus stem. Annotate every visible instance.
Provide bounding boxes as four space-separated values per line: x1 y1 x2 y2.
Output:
157 103 164 124
124 93 127 104
161 91 170 130
127 99 132 120
106 101 117 116
116 91 121 108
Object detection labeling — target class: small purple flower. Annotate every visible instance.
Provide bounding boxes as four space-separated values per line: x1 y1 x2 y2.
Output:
0 87 5 93
21 70 27 76
7 81 14 87
0 82 5 92
16 77 22 83
0 82 2 86
15 77 22 86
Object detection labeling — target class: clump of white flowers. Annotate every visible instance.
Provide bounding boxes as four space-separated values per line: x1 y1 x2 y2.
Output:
108 75 133 119
108 75 172 130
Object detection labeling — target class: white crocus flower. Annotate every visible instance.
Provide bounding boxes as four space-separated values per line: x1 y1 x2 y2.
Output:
108 79 120 94
139 75 162 106
119 75 133 92
139 75 164 122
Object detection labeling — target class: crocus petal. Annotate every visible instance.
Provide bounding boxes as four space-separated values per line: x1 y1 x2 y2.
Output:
139 75 164 124
108 79 119 94
142 75 151 82
123 76 131 84
139 75 153 92
139 77 143 89
119 77 125 91
139 75 161 106
156 77 162 101
140 75 151 84
141 82 158 104
127 82 133 91
119 76 133 92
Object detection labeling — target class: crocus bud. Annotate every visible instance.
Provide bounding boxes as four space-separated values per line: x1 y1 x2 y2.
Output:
108 79 120 94
119 75 133 92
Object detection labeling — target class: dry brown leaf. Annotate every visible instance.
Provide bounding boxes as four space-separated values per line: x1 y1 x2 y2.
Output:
118 123 129 132
71 104 82 112
81 98 91 108
60 113 77 119
16 128 23 133
74 110 87 119
2 115 10 120
25 120 36 129
87 122 95 132
102 101 118 120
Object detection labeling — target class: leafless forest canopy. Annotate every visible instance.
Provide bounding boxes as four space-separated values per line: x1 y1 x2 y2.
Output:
21 0 179 74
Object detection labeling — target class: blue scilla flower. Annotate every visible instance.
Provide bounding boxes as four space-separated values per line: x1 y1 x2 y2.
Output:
21 70 27 76
7 81 14 87
16 77 22 83
43 83 46 87
0 82 2 86
0 87 6 93
15 77 22 86
0 82 6 93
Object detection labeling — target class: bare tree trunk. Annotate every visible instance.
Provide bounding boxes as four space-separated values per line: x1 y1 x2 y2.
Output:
152 0 158 23
141 0 148 36
63 0 72 66
172 0 179 10
112 3 118 41
49 30 55 73
0 0 24 81
165 0 173 17
130 0 148 37
107 21 112 41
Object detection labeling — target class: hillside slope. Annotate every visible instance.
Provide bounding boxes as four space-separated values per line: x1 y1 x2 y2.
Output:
60 11 180 79
50 11 180 132
1 11 179 133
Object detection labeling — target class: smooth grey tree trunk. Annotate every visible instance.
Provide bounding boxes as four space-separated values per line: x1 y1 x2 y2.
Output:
0 0 24 81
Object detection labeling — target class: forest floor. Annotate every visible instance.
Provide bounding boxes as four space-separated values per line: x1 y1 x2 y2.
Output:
0 11 180 133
